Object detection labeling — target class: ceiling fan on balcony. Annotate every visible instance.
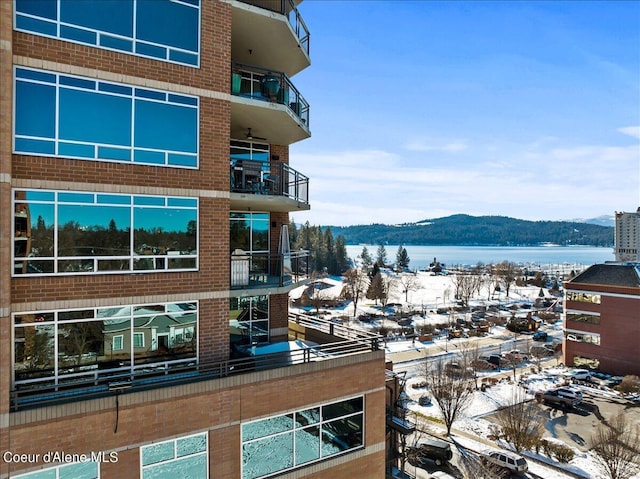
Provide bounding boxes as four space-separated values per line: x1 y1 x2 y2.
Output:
245 128 267 141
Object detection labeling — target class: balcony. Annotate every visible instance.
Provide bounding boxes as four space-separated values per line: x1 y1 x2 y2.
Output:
230 250 309 291
231 62 310 145
232 0 310 77
10 314 382 411
230 159 309 212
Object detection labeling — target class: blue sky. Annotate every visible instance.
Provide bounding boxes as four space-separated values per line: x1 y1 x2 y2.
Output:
289 1 640 227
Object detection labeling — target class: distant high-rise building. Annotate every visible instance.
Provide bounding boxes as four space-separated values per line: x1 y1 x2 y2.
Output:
614 208 640 262
1 2 386 478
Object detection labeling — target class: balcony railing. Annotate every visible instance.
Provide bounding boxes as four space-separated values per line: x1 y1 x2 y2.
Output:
230 250 309 289
231 62 310 127
10 314 381 411
239 0 310 55
230 160 309 204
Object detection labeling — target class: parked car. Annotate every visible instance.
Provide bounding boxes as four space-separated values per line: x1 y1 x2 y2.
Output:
562 368 593 381
481 450 528 473
530 345 554 357
408 438 453 467
418 395 433 406
554 386 583 403
535 388 582 407
471 358 498 371
487 354 509 368
445 362 474 378
501 349 529 363
590 372 623 388
533 331 548 341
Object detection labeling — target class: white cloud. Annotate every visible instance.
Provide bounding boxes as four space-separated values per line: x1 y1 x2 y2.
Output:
404 139 468 152
618 126 640 140
290 141 640 226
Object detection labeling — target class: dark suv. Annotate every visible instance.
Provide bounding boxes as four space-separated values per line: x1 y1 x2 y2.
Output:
407 438 453 467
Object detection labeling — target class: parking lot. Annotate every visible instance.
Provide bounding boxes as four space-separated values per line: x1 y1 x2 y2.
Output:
485 384 640 452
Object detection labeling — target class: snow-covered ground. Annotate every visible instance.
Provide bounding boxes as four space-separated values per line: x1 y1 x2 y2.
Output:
398 345 638 479
290 272 639 479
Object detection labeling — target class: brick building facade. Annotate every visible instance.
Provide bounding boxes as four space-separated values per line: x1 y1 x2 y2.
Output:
563 263 640 375
0 2 386 478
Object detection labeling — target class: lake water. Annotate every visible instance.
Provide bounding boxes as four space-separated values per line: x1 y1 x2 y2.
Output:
345 245 614 272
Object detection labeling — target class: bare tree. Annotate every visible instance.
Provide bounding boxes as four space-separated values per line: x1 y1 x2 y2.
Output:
495 261 521 298
591 413 640 479
495 388 545 453
423 359 474 435
342 267 369 318
457 338 483 390
398 272 420 303
451 272 482 307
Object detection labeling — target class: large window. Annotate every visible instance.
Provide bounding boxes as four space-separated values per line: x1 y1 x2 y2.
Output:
141 432 208 479
565 291 601 304
14 67 199 167
230 295 269 349
566 330 601 346
13 461 99 479
15 0 200 66
241 397 364 479
230 212 269 254
13 189 197 276
13 302 198 387
566 312 600 325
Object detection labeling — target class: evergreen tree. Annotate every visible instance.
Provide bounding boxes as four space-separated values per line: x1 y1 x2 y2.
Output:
395 245 410 271
375 244 388 267
335 235 348 273
360 246 373 271
323 227 338 275
366 272 385 305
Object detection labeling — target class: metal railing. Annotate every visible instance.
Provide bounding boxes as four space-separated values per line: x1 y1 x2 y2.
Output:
231 62 310 127
10 314 380 411
230 250 309 289
238 0 310 55
230 160 309 204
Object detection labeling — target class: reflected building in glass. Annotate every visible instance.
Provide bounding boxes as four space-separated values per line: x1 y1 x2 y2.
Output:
1 1 386 479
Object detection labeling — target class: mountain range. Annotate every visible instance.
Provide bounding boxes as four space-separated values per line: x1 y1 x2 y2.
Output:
326 214 614 247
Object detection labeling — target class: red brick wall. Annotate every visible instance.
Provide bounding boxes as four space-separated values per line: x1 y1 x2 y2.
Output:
6 357 385 478
564 286 640 375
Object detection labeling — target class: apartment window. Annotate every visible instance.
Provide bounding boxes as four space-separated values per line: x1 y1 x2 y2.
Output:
565 291 601 304
230 140 269 165
13 302 198 387
573 356 600 369
141 432 207 478
15 0 200 66
13 189 197 276
566 312 600 325
133 332 145 348
230 295 269 347
230 212 269 253
241 397 364 479
565 330 600 346
13 461 99 479
14 67 199 167
113 335 124 351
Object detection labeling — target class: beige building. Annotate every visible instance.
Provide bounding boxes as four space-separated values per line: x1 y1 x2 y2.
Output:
1 1 386 478
614 208 640 262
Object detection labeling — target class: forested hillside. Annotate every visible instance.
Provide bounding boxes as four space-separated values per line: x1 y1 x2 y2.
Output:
326 214 613 246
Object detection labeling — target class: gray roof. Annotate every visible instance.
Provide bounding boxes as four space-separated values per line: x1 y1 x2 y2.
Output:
570 263 640 288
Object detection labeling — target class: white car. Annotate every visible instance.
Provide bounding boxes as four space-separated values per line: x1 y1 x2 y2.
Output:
481 450 528 473
562 368 593 381
555 386 583 403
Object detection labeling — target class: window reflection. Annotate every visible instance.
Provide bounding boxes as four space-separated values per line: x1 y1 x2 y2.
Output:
230 296 269 354
13 302 198 387
241 397 364 479
13 190 197 276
